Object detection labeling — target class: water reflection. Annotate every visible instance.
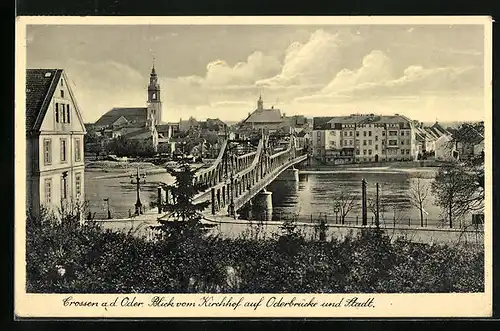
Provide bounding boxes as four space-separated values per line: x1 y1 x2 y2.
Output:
266 172 441 225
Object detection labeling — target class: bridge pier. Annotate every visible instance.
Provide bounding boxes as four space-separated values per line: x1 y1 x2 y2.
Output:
253 188 273 222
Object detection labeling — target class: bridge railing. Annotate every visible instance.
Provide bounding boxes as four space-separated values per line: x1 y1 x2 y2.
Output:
233 153 307 211
194 139 227 185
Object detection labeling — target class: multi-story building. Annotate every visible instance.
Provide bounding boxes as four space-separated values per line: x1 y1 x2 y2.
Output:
26 69 87 217
312 113 417 164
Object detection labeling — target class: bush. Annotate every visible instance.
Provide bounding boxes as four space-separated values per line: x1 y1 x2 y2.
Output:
26 211 484 293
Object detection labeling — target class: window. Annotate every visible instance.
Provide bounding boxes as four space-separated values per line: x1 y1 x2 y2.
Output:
375 144 378 150
349 131 353 136
60 139 67 162
349 140 353 146
401 131 405 136
344 140 348 146
356 149 360 155
368 149 372 155
75 138 81 162
363 140 366 146
61 106 66 123
317 132 321 138
61 176 68 200
368 140 372 145
389 130 397 136
363 131 367 137
382 140 385 145
44 178 52 204
401 140 404 145
382 131 386 136
75 173 82 196
55 103 60 123
356 139 360 146
152 93 156 100
363 149 367 155
43 139 52 165
369 131 372 136
375 136 378 141
66 105 70 123
60 90 64 98
389 140 398 146
60 79 64 87
356 131 359 137
329 131 336 136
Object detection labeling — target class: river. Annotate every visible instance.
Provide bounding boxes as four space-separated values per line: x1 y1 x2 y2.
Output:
85 167 451 227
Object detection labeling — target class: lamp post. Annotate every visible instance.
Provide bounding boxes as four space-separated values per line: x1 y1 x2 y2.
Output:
334 204 340 224
103 197 111 219
130 167 146 215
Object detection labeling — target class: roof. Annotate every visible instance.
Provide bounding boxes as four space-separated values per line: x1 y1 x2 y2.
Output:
243 108 283 124
453 123 484 145
26 69 63 133
94 107 147 127
121 128 152 139
313 114 413 130
313 117 333 130
431 122 449 136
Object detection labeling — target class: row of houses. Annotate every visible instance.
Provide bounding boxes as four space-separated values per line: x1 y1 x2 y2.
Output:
311 113 483 165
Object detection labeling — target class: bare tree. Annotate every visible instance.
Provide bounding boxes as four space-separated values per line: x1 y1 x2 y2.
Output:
332 186 358 225
431 163 483 229
407 174 431 227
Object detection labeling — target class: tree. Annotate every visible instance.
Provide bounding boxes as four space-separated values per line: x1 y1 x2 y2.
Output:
152 161 212 239
332 186 358 224
431 164 482 228
407 174 431 227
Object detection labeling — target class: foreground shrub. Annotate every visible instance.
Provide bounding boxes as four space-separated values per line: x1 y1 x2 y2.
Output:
26 213 484 293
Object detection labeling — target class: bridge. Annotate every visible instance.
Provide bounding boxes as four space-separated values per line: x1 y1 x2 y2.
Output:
158 133 308 221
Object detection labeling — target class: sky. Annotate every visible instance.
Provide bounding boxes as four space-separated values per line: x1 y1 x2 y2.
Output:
26 24 486 124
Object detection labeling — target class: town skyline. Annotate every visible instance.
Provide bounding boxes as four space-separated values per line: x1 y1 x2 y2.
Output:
27 23 486 123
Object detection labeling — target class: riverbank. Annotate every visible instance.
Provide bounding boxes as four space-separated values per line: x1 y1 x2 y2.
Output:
301 160 446 170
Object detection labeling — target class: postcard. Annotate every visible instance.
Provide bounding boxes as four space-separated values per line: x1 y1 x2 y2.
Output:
15 15 492 318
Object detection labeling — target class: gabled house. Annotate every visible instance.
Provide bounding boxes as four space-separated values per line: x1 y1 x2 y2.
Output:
453 123 485 160
26 69 87 217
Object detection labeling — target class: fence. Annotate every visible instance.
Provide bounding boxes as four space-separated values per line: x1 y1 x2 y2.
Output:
246 211 484 231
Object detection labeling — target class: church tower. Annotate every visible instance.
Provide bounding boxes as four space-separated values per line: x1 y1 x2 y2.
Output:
257 93 264 110
147 60 162 127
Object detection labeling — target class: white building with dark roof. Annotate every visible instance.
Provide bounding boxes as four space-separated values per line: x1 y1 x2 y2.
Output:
26 69 87 217
312 113 417 164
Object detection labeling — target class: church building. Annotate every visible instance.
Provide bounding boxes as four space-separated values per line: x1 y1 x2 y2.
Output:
93 63 165 149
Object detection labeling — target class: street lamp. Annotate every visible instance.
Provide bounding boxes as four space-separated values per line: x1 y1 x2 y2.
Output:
103 197 112 219
130 167 146 215
334 204 340 224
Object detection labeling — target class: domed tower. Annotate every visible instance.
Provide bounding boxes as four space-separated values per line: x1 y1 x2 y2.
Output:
147 60 162 127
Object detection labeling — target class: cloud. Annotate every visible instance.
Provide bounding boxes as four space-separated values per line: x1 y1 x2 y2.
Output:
295 47 483 105
256 29 363 87
61 60 147 121
203 51 281 86
321 50 394 94
341 65 483 97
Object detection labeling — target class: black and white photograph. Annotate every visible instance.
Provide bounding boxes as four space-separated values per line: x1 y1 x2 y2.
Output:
15 16 492 318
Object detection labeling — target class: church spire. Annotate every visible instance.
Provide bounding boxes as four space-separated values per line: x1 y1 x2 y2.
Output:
257 93 264 110
151 55 156 74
